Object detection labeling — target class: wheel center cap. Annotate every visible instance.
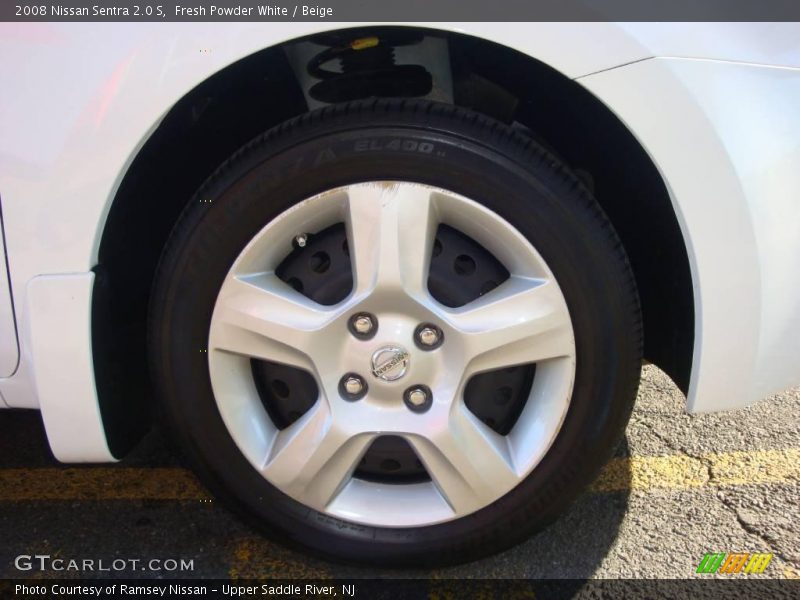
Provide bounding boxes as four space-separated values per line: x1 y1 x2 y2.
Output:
371 345 410 381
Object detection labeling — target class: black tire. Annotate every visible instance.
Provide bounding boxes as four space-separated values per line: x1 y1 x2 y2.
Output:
149 99 642 566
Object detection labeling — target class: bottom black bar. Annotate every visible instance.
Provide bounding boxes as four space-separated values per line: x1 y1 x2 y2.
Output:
1 579 799 600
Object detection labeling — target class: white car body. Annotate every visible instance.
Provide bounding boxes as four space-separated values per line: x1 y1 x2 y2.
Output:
1 22 799 462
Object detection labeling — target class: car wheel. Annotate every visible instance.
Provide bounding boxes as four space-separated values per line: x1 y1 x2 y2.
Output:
149 99 642 566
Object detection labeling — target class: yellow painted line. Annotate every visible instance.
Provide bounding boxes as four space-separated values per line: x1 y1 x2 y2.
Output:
592 455 707 492
0 467 212 501
709 448 800 486
0 448 796 501
591 448 800 493
228 538 330 579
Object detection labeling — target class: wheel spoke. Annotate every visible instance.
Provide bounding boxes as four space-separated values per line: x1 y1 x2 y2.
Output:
345 183 438 297
209 273 333 370
261 401 374 510
444 276 574 376
408 404 520 515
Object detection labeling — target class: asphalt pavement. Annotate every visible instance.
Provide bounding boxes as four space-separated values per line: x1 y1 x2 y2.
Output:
0 365 797 580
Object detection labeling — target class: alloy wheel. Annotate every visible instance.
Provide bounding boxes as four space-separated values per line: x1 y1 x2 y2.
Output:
207 181 576 527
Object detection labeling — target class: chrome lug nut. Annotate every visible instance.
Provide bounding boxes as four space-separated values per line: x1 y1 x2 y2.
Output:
404 385 433 413
344 377 363 395
348 312 378 340
408 388 427 406
354 315 374 334
414 323 444 350
419 328 439 346
340 373 367 401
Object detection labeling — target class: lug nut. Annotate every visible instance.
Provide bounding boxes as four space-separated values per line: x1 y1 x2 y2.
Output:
344 377 363 395
414 323 444 350
354 315 373 334
348 312 378 340
419 328 439 346
408 388 427 406
339 373 367 401
404 385 433 413
294 233 308 248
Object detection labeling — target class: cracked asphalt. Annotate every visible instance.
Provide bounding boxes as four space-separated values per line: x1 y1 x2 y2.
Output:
0 365 797 580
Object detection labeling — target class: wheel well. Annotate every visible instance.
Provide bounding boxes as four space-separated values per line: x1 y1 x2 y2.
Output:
95 27 693 457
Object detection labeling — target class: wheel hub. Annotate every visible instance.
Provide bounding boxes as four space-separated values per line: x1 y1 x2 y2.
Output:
264 219 516 483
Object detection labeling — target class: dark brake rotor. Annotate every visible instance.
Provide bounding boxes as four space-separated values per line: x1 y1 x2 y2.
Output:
251 221 536 483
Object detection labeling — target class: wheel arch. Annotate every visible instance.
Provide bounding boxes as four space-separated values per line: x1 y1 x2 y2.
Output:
94 27 694 457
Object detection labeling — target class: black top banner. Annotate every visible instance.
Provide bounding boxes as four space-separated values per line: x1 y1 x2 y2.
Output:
4 0 800 22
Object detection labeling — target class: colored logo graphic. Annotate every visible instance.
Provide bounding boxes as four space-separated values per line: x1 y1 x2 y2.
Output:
696 552 773 574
